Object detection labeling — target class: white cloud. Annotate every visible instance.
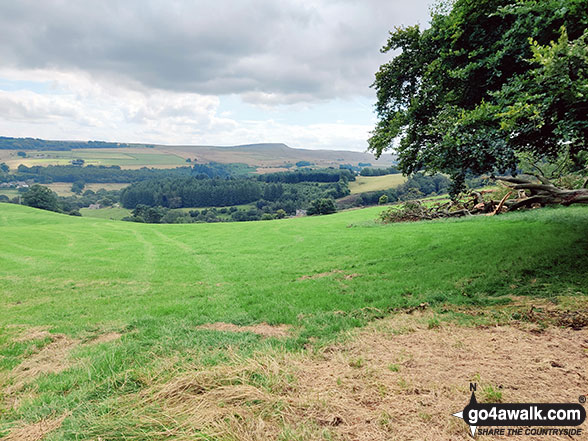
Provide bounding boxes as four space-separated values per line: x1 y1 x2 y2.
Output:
0 1 432 149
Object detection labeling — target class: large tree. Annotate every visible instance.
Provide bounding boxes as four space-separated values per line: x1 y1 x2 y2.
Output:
369 0 588 196
22 185 60 212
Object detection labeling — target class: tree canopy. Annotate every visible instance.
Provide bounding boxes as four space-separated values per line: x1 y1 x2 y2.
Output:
369 0 588 194
22 184 60 212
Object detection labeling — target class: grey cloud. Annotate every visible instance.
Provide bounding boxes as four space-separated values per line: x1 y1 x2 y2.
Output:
0 91 82 122
0 0 431 103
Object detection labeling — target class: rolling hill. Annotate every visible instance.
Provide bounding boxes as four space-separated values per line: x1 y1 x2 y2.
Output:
0 203 586 440
0 137 395 170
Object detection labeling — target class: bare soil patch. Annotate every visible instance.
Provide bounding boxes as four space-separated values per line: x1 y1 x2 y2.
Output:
12 327 52 343
196 322 292 338
6 334 78 395
87 332 122 345
124 312 588 440
291 313 587 440
3 413 68 441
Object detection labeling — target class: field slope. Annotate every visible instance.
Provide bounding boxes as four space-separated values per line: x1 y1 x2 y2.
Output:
0 203 586 440
348 173 407 194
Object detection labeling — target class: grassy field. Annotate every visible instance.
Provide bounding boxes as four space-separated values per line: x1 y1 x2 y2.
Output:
4 149 187 169
1 143 393 170
47 183 129 197
79 206 131 220
0 188 20 199
0 203 586 440
1 183 128 199
349 174 407 194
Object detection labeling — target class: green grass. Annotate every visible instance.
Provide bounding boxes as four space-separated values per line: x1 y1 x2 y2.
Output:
47 183 129 197
349 174 407 194
8 149 187 169
0 203 586 439
79 206 131 220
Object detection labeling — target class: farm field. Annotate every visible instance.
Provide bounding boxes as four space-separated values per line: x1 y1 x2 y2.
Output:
0 189 19 199
348 174 407 194
79 206 131 220
0 143 394 170
3 149 187 169
0 203 586 440
47 183 129 197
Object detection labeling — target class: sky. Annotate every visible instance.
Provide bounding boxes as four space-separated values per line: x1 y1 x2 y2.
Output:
0 0 432 152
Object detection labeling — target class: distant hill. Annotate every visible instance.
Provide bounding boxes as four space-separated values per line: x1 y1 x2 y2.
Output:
0 137 395 170
160 143 395 168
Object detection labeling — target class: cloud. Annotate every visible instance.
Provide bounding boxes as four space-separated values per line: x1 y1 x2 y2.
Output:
0 0 431 103
0 70 373 151
0 1 431 151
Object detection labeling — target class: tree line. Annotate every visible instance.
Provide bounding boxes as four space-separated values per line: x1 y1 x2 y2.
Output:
0 136 154 151
119 176 350 213
359 166 401 176
339 173 455 208
5 162 253 184
257 168 355 183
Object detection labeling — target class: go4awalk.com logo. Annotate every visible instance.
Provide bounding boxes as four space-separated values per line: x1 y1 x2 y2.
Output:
452 384 586 437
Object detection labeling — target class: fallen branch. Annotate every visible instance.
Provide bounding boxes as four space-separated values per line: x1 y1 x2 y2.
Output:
488 191 512 216
380 174 587 223
497 175 588 207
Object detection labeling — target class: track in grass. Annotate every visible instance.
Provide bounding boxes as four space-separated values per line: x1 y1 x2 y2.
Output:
0 203 586 439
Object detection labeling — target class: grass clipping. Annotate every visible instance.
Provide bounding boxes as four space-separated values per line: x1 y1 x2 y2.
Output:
3 413 68 441
88 312 588 441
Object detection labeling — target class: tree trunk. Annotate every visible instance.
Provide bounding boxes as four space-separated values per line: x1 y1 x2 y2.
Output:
497 175 588 210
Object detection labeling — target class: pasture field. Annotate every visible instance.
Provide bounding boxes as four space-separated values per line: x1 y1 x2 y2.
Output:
0 189 19 199
47 183 129 197
79 207 131 221
348 174 407 194
1 143 392 170
0 203 586 440
4 149 187 169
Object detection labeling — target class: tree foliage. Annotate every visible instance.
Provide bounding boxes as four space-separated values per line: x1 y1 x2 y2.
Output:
120 173 351 212
0 136 153 150
307 198 337 216
11 162 252 184
22 185 60 212
369 0 588 194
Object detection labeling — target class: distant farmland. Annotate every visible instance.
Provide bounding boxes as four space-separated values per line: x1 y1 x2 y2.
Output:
348 173 407 194
4 148 187 169
0 141 394 170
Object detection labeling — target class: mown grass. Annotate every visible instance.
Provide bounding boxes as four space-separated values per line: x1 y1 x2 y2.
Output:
0 203 586 439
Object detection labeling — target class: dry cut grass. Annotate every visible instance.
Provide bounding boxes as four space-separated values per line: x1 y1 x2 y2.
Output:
2 413 69 441
82 310 588 441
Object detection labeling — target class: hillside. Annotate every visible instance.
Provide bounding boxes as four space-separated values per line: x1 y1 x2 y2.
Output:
348 173 407 194
160 143 394 168
0 204 586 440
0 138 395 170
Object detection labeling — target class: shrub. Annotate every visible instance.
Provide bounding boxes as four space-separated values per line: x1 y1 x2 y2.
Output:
307 198 337 215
